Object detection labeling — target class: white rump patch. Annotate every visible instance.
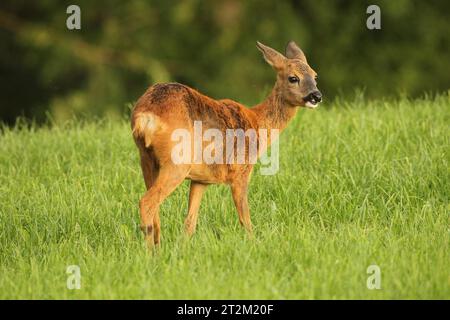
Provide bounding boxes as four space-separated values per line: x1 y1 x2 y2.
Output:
133 113 160 147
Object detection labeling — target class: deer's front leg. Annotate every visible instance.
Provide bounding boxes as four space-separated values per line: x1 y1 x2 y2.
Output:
185 181 208 236
230 180 253 234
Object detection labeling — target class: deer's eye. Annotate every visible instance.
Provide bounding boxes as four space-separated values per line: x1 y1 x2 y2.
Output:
288 76 299 84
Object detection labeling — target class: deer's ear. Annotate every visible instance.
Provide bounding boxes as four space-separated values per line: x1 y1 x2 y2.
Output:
256 41 286 70
285 40 307 63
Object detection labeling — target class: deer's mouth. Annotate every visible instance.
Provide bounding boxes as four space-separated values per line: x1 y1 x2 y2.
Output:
304 100 319 108
303 91 322 109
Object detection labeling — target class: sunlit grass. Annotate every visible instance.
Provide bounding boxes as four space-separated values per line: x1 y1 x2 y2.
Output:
0 94 448 299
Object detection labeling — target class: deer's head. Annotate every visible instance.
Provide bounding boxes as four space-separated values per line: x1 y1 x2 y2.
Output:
257 41 321 109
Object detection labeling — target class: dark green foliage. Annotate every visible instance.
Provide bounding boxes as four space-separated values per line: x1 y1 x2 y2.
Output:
0 1 449 123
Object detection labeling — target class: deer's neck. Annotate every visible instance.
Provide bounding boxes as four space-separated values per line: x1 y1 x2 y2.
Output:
252 87 299 131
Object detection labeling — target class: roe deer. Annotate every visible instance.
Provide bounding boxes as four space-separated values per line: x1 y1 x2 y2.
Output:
131 41 321 248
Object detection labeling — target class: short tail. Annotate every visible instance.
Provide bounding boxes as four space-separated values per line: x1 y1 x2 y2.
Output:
132 113 158 147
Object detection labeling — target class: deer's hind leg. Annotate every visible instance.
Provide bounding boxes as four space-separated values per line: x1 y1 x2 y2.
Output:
138 147 158 246
138 147 189 248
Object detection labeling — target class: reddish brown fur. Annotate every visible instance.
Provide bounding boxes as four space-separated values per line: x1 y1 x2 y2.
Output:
131 41 321 248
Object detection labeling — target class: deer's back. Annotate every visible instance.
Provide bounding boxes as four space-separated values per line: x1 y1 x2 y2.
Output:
132 83 257 131
131 83 259 184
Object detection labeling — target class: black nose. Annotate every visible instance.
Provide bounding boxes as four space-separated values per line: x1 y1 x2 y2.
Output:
304 90 322 103
311 90 322 102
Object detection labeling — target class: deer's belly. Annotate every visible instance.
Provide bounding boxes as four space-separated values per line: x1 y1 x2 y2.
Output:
187 163 229 184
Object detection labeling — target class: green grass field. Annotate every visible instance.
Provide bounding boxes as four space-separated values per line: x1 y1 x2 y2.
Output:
0 95 449 299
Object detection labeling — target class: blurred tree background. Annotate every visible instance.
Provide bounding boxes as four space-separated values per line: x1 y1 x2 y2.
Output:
0 0 448 124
